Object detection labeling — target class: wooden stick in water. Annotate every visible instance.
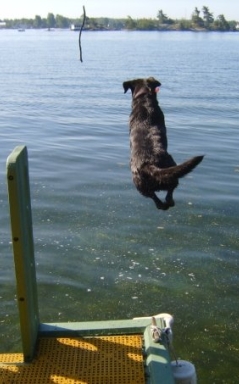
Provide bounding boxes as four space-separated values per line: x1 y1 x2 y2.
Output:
79 6 86 62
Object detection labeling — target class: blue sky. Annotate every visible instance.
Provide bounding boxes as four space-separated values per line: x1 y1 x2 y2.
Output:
1 0 239 20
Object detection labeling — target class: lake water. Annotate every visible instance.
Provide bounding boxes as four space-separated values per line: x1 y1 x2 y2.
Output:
0 29 238 382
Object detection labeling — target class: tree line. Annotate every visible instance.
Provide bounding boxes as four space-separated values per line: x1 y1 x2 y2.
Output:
1 6 238 31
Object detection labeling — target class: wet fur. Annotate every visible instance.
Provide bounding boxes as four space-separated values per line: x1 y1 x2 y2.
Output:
123 77 204 210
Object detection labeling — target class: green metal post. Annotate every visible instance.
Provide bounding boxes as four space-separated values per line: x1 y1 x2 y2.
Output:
6 146 39 362
144 324 175 384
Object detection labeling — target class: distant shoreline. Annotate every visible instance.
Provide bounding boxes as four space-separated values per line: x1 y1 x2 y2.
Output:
1 27 239 33
1 11 238 32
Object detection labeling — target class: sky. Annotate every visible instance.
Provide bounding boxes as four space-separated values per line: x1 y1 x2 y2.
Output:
1 0 239 21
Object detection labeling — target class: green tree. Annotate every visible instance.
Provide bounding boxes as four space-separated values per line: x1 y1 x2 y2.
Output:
178 19 191 30
228 20 237 31
108 18 124 30
102 17 109 28
93 17 109 29
41 18 47 28
202 6 214 28
125 16 136 30
88 17 98 29
33 15 42 28
157 10 168 24
55 14 69 28
136 18 156 30
46 13 55 28
191 7 204 27
214 14 230 31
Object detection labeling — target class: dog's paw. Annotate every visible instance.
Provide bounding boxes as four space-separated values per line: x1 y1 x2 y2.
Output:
166 200 175 207
161 203 170 211
155 201 170 211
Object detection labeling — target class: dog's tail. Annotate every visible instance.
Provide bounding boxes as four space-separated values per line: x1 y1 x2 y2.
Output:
146 155 204 185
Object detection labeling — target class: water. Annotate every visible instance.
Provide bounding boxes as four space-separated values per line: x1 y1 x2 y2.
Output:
0 29 238 382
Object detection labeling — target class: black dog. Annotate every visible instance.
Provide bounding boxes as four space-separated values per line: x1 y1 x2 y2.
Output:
123 77 204 210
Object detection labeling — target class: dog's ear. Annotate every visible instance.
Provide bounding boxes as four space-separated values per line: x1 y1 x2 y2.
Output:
147 77 161 91
123 81 133 94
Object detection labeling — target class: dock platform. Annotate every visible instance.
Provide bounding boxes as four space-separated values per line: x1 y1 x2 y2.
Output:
0 146 175 383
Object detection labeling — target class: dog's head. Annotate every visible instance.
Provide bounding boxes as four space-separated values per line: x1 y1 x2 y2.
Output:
123 77 161 99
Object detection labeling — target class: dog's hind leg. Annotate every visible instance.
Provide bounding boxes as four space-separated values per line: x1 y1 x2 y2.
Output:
165 189 175 207
151 193 170 210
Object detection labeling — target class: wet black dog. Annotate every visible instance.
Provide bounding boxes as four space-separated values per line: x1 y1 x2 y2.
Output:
123 77 204 210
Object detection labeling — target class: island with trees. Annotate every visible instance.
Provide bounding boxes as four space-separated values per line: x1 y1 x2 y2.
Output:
0 6 238 32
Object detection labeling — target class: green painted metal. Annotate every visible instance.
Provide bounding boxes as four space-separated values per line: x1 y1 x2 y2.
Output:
6 146 39 362
39 318 153 337
144 325 175 384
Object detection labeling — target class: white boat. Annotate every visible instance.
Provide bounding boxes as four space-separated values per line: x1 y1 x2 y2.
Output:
70 23 82 31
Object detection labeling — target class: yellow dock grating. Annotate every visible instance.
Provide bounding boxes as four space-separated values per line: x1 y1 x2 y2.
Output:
0 335 145 384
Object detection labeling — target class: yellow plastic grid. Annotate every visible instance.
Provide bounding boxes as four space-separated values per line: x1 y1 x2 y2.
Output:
0 335 145 383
